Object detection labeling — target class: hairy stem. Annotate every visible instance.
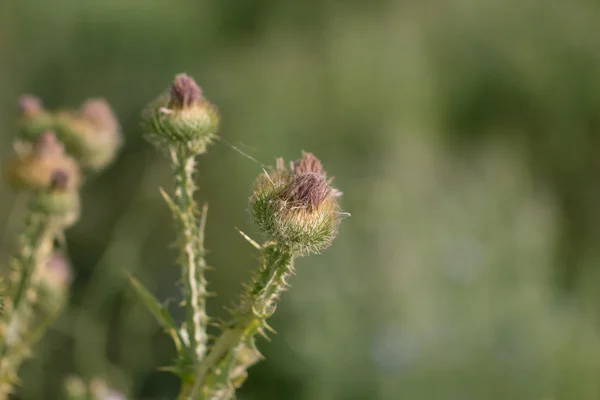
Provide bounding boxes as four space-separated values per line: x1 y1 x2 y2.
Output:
0 202 56 397
184 244 294 400
170 148 209 363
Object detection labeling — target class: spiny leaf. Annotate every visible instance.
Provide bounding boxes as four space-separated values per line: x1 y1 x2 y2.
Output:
128 276 183 352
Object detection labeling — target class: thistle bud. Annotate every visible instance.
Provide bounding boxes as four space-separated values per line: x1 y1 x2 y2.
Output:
54 98 122 170
34 169 81 225
17 95 56 141
4 131 80 191
141 73 220 154
37 252 72 311
250 152 342 255
18 95 42 117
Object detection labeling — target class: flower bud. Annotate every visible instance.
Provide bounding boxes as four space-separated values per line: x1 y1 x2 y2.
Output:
54 98 122 170
17 95 56 141
4 131 80 191
250 152 342 255
33 169 81 225
141 74 220 154
37 252 72 311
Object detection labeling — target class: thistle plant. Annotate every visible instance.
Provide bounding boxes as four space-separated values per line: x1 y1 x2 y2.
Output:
0 95 121 398
134 74 345 399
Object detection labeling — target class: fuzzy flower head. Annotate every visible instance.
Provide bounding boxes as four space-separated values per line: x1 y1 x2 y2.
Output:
251 152 343 256
142 73 220 154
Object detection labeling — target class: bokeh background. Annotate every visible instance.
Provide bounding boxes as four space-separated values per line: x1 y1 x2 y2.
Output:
2 0 600 399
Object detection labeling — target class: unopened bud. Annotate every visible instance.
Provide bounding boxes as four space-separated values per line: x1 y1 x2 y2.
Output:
54 98 122 170
18 95 42 117
142 73 219 154
4 131 80 191
34 169 80 224
17 95 56 140
250 152 343 255
37 252 72 310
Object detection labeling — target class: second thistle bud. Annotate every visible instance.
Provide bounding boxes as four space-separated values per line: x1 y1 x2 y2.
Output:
17 95 56 140
141 74 220 154
33 169 81 226
250 152 342 255
54 98 122 170
4 131 80 191
36 252 73 313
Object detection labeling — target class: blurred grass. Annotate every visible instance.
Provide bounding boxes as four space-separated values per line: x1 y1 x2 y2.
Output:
2 0 600 398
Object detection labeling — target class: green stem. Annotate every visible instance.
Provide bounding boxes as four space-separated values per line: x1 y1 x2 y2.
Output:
0 202 55 397
170 148 209 362
184 244 294 400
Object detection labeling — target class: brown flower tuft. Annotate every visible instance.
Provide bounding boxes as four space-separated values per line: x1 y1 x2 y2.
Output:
169 73 203 109
292 152 324 176
279 173 331 211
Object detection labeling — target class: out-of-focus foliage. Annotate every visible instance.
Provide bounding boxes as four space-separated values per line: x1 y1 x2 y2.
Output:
2 0 600 398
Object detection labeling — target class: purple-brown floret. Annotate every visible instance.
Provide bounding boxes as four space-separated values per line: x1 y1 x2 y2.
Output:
279 173 331 211
169 73 203 108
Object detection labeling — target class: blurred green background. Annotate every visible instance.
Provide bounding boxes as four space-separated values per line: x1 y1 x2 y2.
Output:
2 0 600 399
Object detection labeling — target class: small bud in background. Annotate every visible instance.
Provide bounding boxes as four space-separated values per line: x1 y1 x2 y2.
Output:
17 95 56 141
251 152 343 256
34 169 81 225
36 252 72 313
141 73 220 154
54 98 122 170
4 131 80 191
18 95 42 118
